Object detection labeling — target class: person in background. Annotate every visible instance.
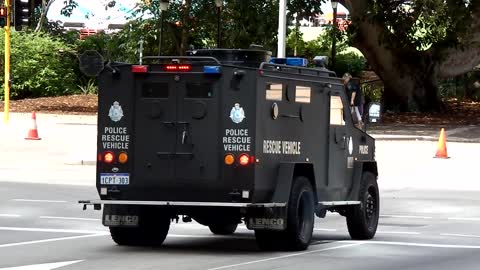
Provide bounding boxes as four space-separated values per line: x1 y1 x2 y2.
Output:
342 73 364 128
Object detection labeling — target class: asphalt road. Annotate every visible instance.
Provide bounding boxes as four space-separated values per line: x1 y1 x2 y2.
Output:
1 182 480 270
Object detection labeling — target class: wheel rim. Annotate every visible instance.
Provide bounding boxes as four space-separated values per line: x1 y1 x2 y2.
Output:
365 187 377 226
297 190 313 237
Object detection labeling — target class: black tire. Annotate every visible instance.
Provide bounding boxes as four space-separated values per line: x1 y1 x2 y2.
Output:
110 216 170 246
346 171 379 240
208 222 238 235
255 176 315 251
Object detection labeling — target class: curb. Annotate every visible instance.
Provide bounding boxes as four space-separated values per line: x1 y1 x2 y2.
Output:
371 134 480 143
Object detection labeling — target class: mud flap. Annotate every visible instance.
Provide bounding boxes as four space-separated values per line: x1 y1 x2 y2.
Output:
246 206 287 231
102 204 140 227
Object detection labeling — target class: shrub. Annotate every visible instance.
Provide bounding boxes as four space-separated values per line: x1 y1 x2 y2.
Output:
333 52 366 78
0 30 78 100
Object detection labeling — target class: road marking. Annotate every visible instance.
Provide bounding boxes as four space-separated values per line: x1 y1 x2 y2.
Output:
377 231 421 235
0 234 107 248
0 260 83 270
448 217 480 222
345 240 480 249
40 216 99 221
206 243 363 270
0 214 21 218
0 227 107 234
314 228 337 232
380 215 433 219
441 233 480 238
12 199 68 203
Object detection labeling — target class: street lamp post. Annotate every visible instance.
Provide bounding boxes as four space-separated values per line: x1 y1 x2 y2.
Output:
215 0 223 48
159 0 169 56
331 1 338 70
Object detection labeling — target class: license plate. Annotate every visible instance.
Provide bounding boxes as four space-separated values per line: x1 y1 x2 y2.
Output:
100 173 130 185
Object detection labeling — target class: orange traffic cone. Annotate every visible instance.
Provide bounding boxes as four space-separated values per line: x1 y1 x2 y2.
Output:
434 128 448 159
25 112 41 140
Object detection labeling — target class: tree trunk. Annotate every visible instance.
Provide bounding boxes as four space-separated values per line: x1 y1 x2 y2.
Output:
340 0 480 112
35 0 55 32
352 22 443 112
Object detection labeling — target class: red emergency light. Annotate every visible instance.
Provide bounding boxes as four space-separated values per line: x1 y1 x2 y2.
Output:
163 64 192 72
131 65 149 73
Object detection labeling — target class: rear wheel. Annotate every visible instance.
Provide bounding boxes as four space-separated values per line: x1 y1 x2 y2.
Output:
346 171 379 239
208 222 238 235
255 176 315 251
110 215 170 246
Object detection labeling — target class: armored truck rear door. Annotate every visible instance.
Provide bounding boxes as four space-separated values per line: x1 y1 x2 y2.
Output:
133 70 220 184
175 75 220 181
134 76 176 183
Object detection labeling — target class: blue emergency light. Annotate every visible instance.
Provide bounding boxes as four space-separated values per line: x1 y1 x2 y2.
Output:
203 66 222 74
270 57 308 67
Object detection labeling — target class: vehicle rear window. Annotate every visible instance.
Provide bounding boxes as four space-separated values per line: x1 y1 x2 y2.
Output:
142 82 169 98
186 82 214 98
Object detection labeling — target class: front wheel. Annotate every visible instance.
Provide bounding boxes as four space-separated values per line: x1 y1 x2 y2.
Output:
346 171 379 240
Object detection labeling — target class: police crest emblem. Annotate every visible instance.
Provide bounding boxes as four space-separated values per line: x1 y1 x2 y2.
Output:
230 103 245 124
109 101 124 122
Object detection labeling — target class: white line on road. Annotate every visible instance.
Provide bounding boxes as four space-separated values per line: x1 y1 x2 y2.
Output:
380 215 433 219
345 240 480 249
0 227 107 234
206 243 363 270
39 216 99 221
0 214 21 218
441 233 480 238
0 260 83 270
11 199 68 203
314 228 337 232
377 231 421 235
448 217 480 222
0 234 107 248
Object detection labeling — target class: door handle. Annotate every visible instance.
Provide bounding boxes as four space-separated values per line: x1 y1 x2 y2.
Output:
182 130 187 144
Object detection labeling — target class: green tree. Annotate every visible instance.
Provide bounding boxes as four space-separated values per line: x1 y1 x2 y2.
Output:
340 0 480 112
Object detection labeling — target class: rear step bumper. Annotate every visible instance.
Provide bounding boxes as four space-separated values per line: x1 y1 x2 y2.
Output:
79 200 287 210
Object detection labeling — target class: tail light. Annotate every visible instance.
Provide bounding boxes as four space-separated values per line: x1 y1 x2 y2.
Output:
238 154 250 166
224 154 235 165
118 152 128 164
104 152 114 164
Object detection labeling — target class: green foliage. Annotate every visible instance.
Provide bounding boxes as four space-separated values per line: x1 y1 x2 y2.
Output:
366 0 475 51
78 79 98 95
0 30 78 100
333 52 366 78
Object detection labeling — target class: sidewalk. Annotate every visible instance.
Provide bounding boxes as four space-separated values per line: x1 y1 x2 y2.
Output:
1 113 479 167
1 112 479 190
368 123 480 143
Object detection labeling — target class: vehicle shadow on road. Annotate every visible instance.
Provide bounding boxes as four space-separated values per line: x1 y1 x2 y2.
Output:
96 232 352 254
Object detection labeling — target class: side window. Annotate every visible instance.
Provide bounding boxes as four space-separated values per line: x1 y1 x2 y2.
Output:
295 86 311 103
330 95 345 126
266 83 283 101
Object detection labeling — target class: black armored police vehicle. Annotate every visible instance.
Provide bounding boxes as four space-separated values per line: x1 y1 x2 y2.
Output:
80 48 379 251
